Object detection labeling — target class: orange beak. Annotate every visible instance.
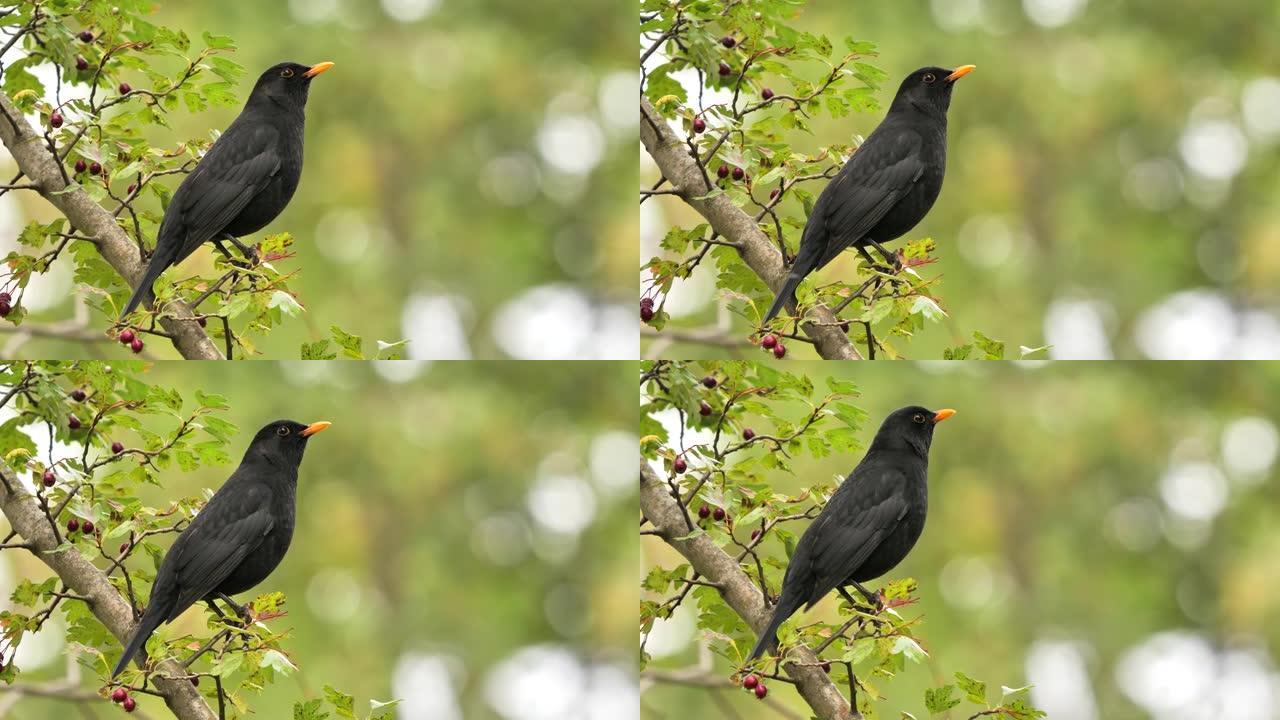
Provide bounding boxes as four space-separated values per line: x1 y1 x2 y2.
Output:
303 61 335 78
945 65 975 82
299 421 331 437
932 409 956 424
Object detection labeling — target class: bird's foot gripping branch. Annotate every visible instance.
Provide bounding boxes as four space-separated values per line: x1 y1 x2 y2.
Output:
639 0 1010 360
639 361 1045 719
0 362 396 719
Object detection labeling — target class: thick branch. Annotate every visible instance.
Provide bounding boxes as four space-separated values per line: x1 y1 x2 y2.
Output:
640 97 862 360
0 466 217 720
0 91 222 359
640 461 859 720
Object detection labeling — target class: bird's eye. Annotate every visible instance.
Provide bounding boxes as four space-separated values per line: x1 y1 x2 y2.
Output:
280 68 294 78
913 414 926 424
276 426 290 437
922 73 936 84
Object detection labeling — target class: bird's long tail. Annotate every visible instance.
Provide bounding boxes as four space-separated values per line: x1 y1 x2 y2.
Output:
761 244 821 325
746 587 806 662
111 602 168 678
119 243 176 319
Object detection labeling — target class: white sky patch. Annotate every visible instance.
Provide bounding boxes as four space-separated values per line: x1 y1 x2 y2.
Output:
1026 639 1099 720
402 293 472 360
381 0 439 23
1179 118 1248 180
1159 461 1228 522
1044 297 1113 360
538 114 605 176
393 651 464 720
1023 0 1087 27
1241 77 1280 142
1220 416 1279 480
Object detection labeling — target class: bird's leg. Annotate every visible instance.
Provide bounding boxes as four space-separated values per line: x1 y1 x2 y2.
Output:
850 581 883 611
867 238 902 272
837 586 860 608
222 234 260 265
214 592 253 625
213 234 259 270
204 599 231 623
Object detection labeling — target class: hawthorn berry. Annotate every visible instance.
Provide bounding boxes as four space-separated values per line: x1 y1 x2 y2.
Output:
68 415 82 430
732 167 744 181
717 164 729 179
761 87 774 100
742 674 759 689
130 338 144 354
718 62 731 76
702 376 717 389
760 334 777 349
721 36 736 48
122 696 137 712
770 188 780 201
82 520 95 534
754 683 767 699
742 428 755 440
67 518 80 533
698 505 711 519
0 299 10 317
89 161 102 175
673 457 687 474
74 159 87 174
78 30 94 42
640 303 655 323
71 388 86 401
112 441 124 454
50 112 64 129
713 507 726 521
118 82 131 94
75 56 89 71
118 329 135 344
773 342 786 359
751 529 761 541
42 470 55 487
692 117 706 133
699 401 712 417
111 688 127 703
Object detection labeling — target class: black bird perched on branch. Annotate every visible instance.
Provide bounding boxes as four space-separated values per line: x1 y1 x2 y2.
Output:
747 406 954 661
762 65 974 325
111 419 330 678
120 61 335 319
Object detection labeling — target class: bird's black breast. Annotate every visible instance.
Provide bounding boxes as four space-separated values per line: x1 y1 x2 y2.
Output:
860 128 946 245
213 492 295 595
221 118 305 237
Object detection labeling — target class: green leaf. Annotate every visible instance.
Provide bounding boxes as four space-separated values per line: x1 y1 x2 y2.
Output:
301 340 337 360
202 31 237 50
329 326 364 360
323 685 357 719
259 649 297 676
925 685 960 714
293 699 329 720
268 290 304 317
955 671 987 704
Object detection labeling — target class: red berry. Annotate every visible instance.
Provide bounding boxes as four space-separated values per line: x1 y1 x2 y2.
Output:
732 167 744 181
71 389 86 401
717 164 729 179
773 342 786 359
197 316 207 327
713 507 726 521
119 543 129 554
702 376 717 389
761 88 774 100
75 56 89 71
89 161 102 175
111 688 127 703
754 684 767 699
82 520 94 534
751 529 761 541
191 676 199 686
721 36 736 48
821 661 831 673
127 183 136 194
68 415 81 430
640 296 654 309
673 457 687 474
111 441 124 454
78 30 94 42
692 117 706 133
130 338 143 354
760 334 777 349
50 112 63 129
118 329 135 344
0 292 9 303
74 159 87 174
0 300 11 317
770 188 780 201
42 470 55 487
640 305 655 323
742 674 759 689
698 505 710 519
67 518 79 532
699 401 712 417
742 428 755 440
123 696 137 712
718 62 731 77
118 82 131 94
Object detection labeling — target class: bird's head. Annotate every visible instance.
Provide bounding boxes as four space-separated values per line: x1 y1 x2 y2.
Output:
869 405 955 457
245 419 331 467
889 65 975 117
247 61 334 109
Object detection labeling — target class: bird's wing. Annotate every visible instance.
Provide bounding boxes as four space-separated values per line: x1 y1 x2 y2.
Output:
800 468 909 607
164 481 275 618
812 130 924 269
165 122 283 263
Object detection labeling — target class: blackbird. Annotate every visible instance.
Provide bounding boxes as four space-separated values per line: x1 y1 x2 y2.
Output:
120 61 335 318
111 419 330 678
747 406 954 661
762 65 974 325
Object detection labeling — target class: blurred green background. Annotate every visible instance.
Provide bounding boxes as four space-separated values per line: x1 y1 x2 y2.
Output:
1 0 635 359
0 360 638 718
642 0 1280 359
642 361 1280 718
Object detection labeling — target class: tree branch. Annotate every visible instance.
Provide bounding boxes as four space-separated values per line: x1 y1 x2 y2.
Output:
0 466 217 720
640 96 862 360
0 91 222 359
640 460 860 720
